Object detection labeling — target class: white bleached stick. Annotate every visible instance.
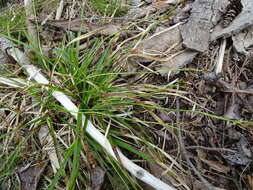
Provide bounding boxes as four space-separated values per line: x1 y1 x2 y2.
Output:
6 47 175 190
215 39 226 75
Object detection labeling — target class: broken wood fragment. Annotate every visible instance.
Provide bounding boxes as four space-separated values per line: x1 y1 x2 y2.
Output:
180 0 227 52
215 39 226 75
232 25 253 55
211 0 253 40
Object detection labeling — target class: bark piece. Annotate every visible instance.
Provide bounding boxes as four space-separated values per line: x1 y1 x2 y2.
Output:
151 0 182 9
127 6 157 19
0 37 15 50
131 23 198 76
0 51 7 72
232 25 253 55
129 23 183 67
0 38 17 74
211 0 253 40
131 0 142 5
180 0 226 52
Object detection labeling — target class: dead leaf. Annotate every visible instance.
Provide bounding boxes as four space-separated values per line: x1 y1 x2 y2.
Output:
237 136 252 158
247 175 253 190
223 136 252 166
224 153 251 165
110 174 128 190
18 162 47 190
38 125 60 173
134 23 182 56
200 158 231 173
157 49 198 76
91 166 105 190
223 103 241 120
156 109 174 122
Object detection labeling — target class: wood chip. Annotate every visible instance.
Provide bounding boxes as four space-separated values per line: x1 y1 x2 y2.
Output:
232 25 253 55
180 0 227 52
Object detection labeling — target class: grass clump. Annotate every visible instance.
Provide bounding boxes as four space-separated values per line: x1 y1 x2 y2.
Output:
90 0 128 16
0 4 26 35
0 32 171 189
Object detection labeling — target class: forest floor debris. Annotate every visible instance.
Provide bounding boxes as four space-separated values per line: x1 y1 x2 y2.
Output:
1 0 253 189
